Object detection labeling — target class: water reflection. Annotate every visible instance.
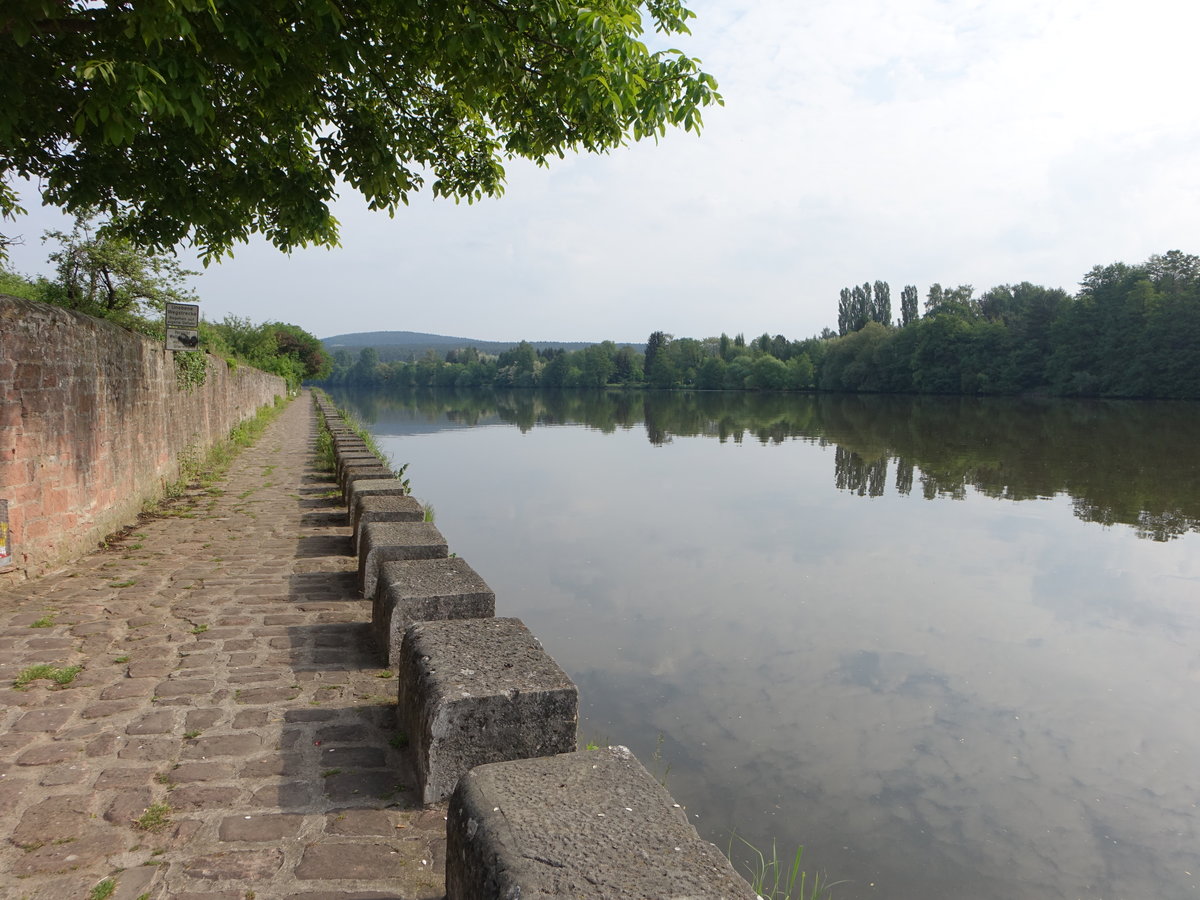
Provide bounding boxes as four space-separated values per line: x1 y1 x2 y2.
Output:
327 386 1200 900
328 387 1200 541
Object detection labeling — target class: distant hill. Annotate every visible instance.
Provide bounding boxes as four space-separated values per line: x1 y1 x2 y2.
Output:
322 330 643 362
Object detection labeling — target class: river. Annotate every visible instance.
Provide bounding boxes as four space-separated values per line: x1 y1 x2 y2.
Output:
326 387 1200 900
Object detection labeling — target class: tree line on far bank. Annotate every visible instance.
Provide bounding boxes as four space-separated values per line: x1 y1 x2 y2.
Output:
320 250 1200 400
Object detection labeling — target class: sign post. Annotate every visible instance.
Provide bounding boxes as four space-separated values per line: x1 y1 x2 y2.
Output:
0 499 11 571
165 302 201 351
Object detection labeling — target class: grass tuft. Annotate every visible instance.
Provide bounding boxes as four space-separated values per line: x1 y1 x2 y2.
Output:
729 834 842 900
14 663 83 689
133 803 172 832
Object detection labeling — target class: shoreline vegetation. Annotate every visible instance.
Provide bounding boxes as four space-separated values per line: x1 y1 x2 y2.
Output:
318 250 1200 401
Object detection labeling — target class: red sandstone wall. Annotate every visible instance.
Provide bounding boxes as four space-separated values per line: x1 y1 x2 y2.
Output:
0 294 286 579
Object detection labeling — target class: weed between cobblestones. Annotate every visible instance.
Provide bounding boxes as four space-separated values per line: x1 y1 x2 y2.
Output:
133 803 172 832
30 614 55 627
14 663 83 688
87 878 117 900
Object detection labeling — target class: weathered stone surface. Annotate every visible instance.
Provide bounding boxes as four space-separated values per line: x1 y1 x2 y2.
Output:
322 770 408 802
101 679 154 700
102 786 153 825
126 710 175 734
313 723 372 743
82 699 141 718
95 766 157 789
109 865 158 899
168 761 228 783
446 746 757 900
185 708 223 730
295 842 411 880
346 478 412 521
324 808 397 835
11 794 94 845
17 741 82 765
39 763 88 785
351 494 425 539
235 684 300 704
168 784 244 809
398 617 578 803
181 733 262 758
12 707 73 732
231 709 269 729
250 781 311 808
217 813 304 841
153 678 214 698
117 737 175 760
340 464 395 492
335 450 383 479
358 522 448 600
183 849 284 880
8 832 126 875
127 659 173 678
373 558 495 666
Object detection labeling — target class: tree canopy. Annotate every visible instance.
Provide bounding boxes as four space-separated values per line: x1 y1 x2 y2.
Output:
1 0 720 258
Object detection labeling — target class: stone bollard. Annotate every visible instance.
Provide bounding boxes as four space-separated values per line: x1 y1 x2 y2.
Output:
357 522 448 599
397 617 577 804
335 451 385 483
332 435 370 451
346 477 410 519
351 495 425 547
446 746 758 900
373 558 495 666
339 463 395 492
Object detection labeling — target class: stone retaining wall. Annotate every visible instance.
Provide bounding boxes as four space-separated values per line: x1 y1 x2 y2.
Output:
0 294 286 578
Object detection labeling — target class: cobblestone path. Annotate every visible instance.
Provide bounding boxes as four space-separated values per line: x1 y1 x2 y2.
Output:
0 392 445 900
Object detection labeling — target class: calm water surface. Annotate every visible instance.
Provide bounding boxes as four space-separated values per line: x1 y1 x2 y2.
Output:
329 388 1200 900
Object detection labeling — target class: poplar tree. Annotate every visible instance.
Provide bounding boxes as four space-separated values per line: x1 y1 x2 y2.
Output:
900 284 919 326
872 280 891 325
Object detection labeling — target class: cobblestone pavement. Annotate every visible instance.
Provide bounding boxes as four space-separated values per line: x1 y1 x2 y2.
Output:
0 392 446 900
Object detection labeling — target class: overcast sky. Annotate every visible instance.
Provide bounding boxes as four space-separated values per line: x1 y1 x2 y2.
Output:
8 0 1200 343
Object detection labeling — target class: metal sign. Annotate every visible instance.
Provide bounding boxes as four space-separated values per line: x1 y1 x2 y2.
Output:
165 302 201 351
0 499 11 569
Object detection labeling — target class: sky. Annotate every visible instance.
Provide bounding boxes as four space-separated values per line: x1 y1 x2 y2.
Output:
7 0 1200 343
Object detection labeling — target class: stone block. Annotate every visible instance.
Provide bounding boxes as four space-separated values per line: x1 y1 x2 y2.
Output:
357 522 448 599
347 478 414 521
446 746 757 900
351 494 425 540
340 464 396 492
398 617 577 803
373 559 495 665
332 446 369 459
336 451 385 483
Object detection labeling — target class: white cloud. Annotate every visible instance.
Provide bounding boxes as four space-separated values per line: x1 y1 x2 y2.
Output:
6 0 1199 341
